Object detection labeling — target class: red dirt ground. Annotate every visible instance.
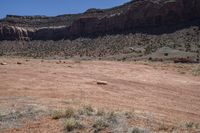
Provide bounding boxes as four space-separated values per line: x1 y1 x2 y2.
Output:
0 58 200 132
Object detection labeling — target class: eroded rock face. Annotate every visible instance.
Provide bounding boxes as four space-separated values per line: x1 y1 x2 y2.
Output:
33 27 68 40
0 0 200 41
0 25 35 41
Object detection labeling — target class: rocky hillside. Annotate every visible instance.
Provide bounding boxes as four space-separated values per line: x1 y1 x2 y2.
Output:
0 0 200 41
0 0 200 62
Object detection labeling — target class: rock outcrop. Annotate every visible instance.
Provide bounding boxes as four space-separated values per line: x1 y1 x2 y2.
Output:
0 0 200 41
0 25 34 41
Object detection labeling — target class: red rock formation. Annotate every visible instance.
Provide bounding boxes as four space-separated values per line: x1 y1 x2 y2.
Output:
0 0 200 41
0 25 34 40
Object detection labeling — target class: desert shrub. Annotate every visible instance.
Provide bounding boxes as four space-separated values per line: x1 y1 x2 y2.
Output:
148 57 152 61
0 50 4 56
185 122 195 129
64 118 81 131
129 127 150 133
107 111 117 123
77 108 84 115
122 57 127 61
123 111 133 119
192 65 200 76
51 108 75 119
158 124 169 131
0 113 2 121
52 110 65 119
73 59 81 64
185 122 199 129
96 108 105 116
145 45 154 55
93 118 108 131
83 105 94 115
195 123 199 129
164 53 169 56
65 108 75 118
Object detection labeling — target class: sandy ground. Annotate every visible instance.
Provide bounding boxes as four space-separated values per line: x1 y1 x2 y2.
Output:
0 58 200 132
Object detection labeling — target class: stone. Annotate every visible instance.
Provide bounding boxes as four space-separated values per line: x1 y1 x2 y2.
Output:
96 81 108 85
0 62 7 65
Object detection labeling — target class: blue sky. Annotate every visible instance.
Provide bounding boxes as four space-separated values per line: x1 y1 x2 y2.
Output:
0 0 129 18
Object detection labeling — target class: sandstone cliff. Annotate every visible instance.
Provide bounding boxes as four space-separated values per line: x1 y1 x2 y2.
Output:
0 0 200 41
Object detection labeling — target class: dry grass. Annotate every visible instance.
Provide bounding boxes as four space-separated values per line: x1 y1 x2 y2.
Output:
51 108 75 119
107 111 117 123
129 127 150 133
192 65 200 76
96 108 106 116
51 110 64 120
64 118 81 131
0 112 2 121
158 124 169 131
82 105 94 115
93 118 108 131
64 108 75 118
185 122 199 129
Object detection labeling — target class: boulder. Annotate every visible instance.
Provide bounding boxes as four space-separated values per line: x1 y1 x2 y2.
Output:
0 62 7 65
